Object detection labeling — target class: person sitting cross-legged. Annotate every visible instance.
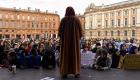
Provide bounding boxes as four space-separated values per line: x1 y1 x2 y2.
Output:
95 48 112 71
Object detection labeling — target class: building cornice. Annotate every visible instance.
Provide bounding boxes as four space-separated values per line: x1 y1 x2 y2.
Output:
85 0 140 14
0 7 59 16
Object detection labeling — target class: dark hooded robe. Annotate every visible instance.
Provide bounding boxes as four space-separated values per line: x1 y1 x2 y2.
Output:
58 7 83 76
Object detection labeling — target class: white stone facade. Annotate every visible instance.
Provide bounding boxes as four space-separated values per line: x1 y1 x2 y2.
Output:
84 0 140 40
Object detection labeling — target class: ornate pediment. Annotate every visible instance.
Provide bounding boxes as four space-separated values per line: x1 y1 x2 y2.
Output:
85 3 102 12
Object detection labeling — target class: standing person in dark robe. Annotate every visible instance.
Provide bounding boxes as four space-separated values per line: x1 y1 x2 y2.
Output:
58 6 83 78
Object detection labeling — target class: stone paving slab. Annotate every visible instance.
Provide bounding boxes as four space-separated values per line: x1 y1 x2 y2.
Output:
0 67 140 80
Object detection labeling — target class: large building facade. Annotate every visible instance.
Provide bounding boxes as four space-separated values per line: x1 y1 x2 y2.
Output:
0 7 60 39
77 14 85 36
84 0 140 40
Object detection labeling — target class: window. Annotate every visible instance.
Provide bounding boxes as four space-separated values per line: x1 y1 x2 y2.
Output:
105 20 108 27
12 34 14 37
49 22 51 28
97 20 101 23
125 18 128 26
105 31 107 36
111 31 113 36
32 22 34 28
89 15 92 29
111 12 114 17
11 21 14 27
53 23 55 28
118 19 120 26
41 22 43 28
132 17 136 26
45 22 47 28
0 21 2 27
118 11 121 16
43 17 45 21
12 30 14 32
0 14 2 19
22 16 25 20
6 30 8 32
5 15 8 19
132 30 135 36
22 22 25 27
5 34 10 38
53 18 55 21
98 31 100 36
124 10 128 16
40 16 42 20
117 31 120 36
36 22 38 28
132 9 136 14
45 17 47 20
49 18 51 21
17 21 20 27
36 16 38 21
98 25 101 27
28 22 30 28
32 17 34 20
124 30 127 36
105 13 108 18
17 15 20 20
90 31 92 36
11 15 14 19
28 16 30 20
5 21 8 27
111 19 114 27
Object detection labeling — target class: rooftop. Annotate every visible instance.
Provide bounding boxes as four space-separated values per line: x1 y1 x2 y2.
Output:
0 7 59 16
85 0 140 13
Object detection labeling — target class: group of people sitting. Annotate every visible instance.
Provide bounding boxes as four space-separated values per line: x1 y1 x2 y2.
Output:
81 38 140 71
0 39 59 71
0 38 140 72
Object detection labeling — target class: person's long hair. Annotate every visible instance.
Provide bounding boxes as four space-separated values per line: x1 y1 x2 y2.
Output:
106 43 116 54
65 6 75 16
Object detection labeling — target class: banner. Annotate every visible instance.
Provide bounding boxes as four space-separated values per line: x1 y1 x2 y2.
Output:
81 50 95 66
123 54 140 69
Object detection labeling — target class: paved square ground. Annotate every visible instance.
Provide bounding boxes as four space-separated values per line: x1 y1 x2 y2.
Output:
0 67 140 80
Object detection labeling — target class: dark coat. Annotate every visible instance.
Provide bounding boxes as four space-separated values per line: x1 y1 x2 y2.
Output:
58 16 82 75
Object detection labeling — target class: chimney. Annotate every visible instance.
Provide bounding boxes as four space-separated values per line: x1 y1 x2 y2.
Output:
46 10 48 13
28 7 31 11
18 8 21 11
35 8 37 12
38 9 40 12
13 7 16 10
55 11 57 14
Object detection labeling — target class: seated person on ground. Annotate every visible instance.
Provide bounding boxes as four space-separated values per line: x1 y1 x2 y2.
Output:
95 48 112 71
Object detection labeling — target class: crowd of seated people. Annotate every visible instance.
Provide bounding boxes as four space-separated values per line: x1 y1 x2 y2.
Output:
0 38 59 71
0 38 140 72
80 38 140 71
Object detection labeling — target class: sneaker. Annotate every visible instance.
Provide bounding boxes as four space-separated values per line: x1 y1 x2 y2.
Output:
75 74 80 78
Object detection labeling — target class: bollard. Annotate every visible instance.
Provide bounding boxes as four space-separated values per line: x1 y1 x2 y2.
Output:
12 65 16 74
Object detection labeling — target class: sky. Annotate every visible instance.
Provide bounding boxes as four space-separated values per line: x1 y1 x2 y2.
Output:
0 0 127 18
